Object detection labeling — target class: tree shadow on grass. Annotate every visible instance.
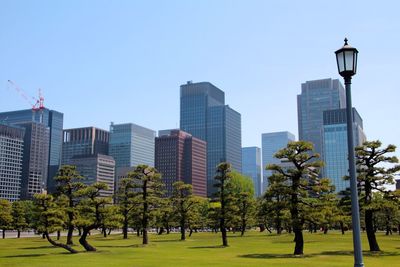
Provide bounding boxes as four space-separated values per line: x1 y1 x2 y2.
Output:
153 239 183 243
189 245 227 249
239 250 400 260
3 252 70 258
239 253 313 259
21 245 54 250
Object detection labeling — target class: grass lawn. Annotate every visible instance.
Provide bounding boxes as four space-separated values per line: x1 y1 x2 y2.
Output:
0 231 399 267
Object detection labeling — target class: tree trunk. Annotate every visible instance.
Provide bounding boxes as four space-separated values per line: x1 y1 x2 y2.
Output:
180 217 186 241
323 227 328 234
158 227 164 235
136 229 140 236
189 228 193 237
2 229 5 239
108 228 111 235
340 221 345 235
45 233 78 254
57 230 61 240
79 228 97 252
102 227 107 237
123 216 128 239
17 229 21 238
259 224 265 232
66 209 74 245
143 229 148 245
365 209 380 251
166 226 170 234
78 227 82 236
293 229 304 255
241 219 246 236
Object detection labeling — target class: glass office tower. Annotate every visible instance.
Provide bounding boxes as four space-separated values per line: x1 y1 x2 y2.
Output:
0 123 25 201
297 78 346 160
180 81 242 196
109 123 155 168
261 131 295 193
242 147 262 197
0 108 63 191
323 108 366 193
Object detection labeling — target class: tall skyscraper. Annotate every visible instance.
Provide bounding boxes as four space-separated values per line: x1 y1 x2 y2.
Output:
180 81 242 196
297 78 346 159
16 122 50 199
242 147 262 197
261 131 295 193
155 129 207 197
323 108 366 193
69 154 115 198
0 124 25 201
109 123 155 168
62 127 109 164
0 108 63 190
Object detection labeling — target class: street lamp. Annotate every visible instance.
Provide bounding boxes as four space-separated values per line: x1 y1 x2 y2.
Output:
335 38 364 267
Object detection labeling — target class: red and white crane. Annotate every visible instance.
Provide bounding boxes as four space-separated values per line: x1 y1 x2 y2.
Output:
7 80 45 123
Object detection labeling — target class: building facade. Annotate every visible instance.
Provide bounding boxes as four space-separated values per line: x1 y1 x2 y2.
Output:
180 81 242 196
297 78 346 161
155 129 207 197
109 123 155 168
0 124 25 201
17 122 50 199
0 108 63 191
69 154 115 198
62 127 109 164
323 108 366 193
242 147 262 197
261 131 295 193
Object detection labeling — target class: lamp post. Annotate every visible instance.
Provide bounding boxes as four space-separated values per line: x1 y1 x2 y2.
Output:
335 38 364 267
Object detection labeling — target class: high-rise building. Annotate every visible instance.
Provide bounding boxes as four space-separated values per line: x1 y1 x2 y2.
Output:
242 147 262 197
0 108 63 191
62 127 109 164
180 81 242 196
0 124 25 201
155 129 207 197
109 123 155 168
69 154 115 198
323 108 366 193
16 122 50 199
261 131 295 193
297 78 346 160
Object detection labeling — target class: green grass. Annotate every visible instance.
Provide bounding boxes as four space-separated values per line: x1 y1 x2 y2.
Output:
0 231 399 267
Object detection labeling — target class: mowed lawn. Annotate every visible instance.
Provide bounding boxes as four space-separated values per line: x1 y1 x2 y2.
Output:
0 231 399 267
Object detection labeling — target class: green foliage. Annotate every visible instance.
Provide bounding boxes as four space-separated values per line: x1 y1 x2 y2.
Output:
32 194 64 234
355 140 400 251
0 199 13 237
129 165 164 244
11 201 28 234
266 141 333 255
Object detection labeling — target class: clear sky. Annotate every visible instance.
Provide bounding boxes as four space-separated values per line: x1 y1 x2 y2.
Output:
1 0 399 157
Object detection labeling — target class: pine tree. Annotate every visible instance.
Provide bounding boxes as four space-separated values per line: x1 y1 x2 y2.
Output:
355 140 400 251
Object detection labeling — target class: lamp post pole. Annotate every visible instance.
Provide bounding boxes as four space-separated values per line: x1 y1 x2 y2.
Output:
335 38 364 267
344 76 364 267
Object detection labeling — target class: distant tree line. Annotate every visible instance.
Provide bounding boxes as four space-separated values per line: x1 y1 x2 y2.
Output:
0 140 398 256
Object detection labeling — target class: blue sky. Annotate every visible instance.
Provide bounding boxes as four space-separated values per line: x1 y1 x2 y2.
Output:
0 0 399 157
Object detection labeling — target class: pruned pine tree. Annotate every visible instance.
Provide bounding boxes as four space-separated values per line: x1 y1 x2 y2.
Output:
116 177 136 239
130 165 163 245
54 165 85 245
171 181 197 241
75 182 112 251
0 199 12 239
12 201 29 238
355 140 400 251
266 141 326 255
214 162 235 247
33 194 78 253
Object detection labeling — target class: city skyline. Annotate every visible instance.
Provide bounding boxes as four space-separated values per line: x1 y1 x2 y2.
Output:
0 1 399 158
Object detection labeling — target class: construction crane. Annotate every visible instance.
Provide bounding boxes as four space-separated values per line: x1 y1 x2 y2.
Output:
7 80 45 123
